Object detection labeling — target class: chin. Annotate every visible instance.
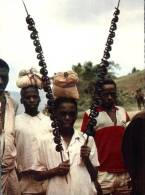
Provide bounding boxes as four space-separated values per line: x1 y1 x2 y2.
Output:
104 103 114 109
63 126 71 130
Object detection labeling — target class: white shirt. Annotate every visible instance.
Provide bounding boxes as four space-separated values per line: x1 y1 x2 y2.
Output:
34 131 99 195
2 94 17 171
15 112 51 172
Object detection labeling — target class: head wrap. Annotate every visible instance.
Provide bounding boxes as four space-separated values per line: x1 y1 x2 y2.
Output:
16 67 42 89
52 70 79 100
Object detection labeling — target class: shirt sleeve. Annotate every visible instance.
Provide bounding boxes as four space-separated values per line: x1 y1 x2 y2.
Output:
81 111 89 133
88 137 100 167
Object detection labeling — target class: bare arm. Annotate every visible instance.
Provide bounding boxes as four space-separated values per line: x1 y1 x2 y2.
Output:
80 145 97 181
30 160 70 181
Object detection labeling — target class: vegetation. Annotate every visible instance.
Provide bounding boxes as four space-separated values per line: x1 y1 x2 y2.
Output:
116 70 145 110
72 61 145 112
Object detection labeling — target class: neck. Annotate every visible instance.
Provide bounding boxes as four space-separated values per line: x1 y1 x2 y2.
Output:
105 107 114 112
61 128 74 138
0 91 4 97
61 129 74 146
25 110 39 117
103 104 115 112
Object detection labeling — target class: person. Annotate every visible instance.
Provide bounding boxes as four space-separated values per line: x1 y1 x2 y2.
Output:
81 78 131 195
30 71 101 195
14 68 51 195
122 110 145 195
0 58 20 195
134 88 144 110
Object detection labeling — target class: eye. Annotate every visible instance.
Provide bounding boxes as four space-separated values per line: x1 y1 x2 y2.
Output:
60 111 76 117
102 92 116 97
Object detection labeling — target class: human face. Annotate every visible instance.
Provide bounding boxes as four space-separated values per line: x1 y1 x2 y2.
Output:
101 84 117 109
56 102 77 133
21 87 40 115
0 71 9 93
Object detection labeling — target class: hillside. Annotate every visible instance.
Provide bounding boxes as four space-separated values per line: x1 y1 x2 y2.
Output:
116 70 145 93
9 69 145 114
115 70 145 111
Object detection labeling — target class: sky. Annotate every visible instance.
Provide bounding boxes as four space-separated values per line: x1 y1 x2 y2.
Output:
0 0 144 91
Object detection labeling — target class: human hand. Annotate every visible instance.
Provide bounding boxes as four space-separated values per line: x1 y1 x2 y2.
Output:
94 180 103 195
56 160 70 176
80 145 91 161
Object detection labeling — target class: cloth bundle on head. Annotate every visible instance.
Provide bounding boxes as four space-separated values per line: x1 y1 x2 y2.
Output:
16 67 42 89
52 70 79 99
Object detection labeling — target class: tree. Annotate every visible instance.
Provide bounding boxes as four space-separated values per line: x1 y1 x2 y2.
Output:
72 60 121 111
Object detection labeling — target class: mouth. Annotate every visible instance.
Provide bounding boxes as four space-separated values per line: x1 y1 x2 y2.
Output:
28 104 37 108
63 121 73 126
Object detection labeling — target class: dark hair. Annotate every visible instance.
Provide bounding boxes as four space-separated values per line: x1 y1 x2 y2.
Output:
102 77 116 88
122 111 145 194
54 97 77 111
132 111 145 120
20 86 39 97
0 59 9 72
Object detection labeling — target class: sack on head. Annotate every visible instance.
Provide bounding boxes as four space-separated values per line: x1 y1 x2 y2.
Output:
52 71 79 99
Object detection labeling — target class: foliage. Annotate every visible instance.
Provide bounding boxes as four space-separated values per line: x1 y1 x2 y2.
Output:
73 60 144 112
116 70 145 111
72 60 120 111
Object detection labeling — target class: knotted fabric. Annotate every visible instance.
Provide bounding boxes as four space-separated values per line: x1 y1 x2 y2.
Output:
16 68 42 89
52 71 79 99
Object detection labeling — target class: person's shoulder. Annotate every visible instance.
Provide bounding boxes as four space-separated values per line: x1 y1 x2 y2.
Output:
84 109 90 115
116 105 126 112
39 112 51 121
15 113 26 121
132 111 145 121
5 92 19 113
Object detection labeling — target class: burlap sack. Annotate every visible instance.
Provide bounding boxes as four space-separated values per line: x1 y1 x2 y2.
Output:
16 68 42 89
52 71 79 99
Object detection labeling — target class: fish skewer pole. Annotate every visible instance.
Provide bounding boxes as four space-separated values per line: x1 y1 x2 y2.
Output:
85 0 121 144
21 0 68 183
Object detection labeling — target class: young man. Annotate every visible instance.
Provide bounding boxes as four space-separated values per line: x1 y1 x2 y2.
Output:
31 96 100 195
0 59 20 195
81 78 131 195
15 69 51 195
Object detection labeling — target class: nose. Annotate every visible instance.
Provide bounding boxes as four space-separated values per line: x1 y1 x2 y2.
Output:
108 94 113 99
30 97 35 102
65 114 70 119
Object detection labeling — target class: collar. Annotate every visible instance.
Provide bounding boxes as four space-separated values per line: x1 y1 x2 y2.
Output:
96 106 119 112
50 130 85 146
23 111 42 120
67 131 86 146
